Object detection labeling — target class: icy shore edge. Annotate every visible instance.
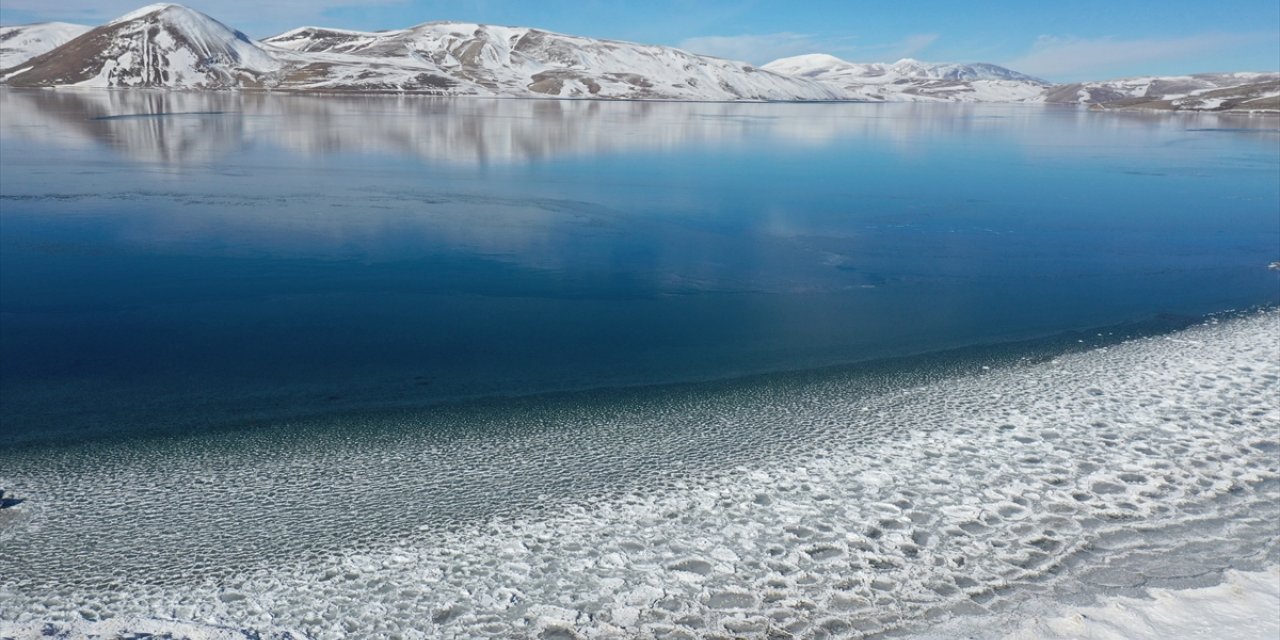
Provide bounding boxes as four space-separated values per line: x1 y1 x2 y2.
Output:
1 310 1277 639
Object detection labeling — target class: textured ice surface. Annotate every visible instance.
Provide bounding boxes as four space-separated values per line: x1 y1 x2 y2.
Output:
1 312 1278 639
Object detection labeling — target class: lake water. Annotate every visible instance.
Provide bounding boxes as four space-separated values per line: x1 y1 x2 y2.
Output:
0 91 1278 639
1 90 1276 445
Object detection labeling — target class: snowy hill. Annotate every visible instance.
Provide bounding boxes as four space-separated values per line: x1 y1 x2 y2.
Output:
3 3 1274 109
762 54 1048 102
260 22 843 99
2 4 280 88
0 22 90 70
1044 72 1280 112
2 4 841 100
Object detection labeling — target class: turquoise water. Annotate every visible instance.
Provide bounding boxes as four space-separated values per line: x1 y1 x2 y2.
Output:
0 91 1277 445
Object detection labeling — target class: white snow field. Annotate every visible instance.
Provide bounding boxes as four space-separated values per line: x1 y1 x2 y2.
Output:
1003 567 1280 640
0 22 89 69
0 311 1277 639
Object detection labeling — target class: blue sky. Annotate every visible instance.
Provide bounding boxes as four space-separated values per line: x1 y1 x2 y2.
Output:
1 0 1277 81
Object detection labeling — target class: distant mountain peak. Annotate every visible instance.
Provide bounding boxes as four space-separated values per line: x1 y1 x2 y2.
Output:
109 2 183 25
761 53 1047 103
1 20 87 29
3 2 279 88
781 53 846 64
765 53 1042 83
0 21 92 69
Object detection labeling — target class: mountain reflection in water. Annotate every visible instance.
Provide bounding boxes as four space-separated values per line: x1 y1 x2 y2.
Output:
6 88 1273 166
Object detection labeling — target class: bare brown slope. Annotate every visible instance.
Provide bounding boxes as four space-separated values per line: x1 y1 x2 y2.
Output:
2 26 120 85
1092 79 1280 112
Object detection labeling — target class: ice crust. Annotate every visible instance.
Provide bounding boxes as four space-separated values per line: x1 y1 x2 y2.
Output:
0 312 1277 639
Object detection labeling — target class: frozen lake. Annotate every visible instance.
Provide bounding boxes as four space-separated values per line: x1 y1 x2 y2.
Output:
0 91 1277 638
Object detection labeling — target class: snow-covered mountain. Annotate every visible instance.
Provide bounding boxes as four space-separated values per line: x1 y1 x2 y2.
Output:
1 3 841 100
0 22 90 70
1044 72 1280 112
762 54 1048 102
2 4 279 88
260 23 842 100
3 3 1274 110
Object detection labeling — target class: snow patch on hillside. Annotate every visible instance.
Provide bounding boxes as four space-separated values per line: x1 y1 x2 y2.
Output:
0 22 90 68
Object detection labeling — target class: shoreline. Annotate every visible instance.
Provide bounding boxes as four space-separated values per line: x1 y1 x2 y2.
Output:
0 307 1250 449
2 310 1276 638
7 567 1276 639
2 86 1278 115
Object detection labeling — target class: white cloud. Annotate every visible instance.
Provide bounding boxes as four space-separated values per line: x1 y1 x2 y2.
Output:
676 32 938 66
1003 33 1254 80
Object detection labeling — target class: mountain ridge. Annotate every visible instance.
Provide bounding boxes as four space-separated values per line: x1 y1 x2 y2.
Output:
2 3 279 88
1 3 1276 111
762 53 1048 103
1042 72 1280 111
0 4 840 100
0 21 91 71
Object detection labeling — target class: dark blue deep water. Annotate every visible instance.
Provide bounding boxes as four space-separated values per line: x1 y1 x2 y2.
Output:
1 90 1277 444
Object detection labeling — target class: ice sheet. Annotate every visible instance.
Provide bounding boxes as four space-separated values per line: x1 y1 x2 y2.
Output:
1 311 1277 638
